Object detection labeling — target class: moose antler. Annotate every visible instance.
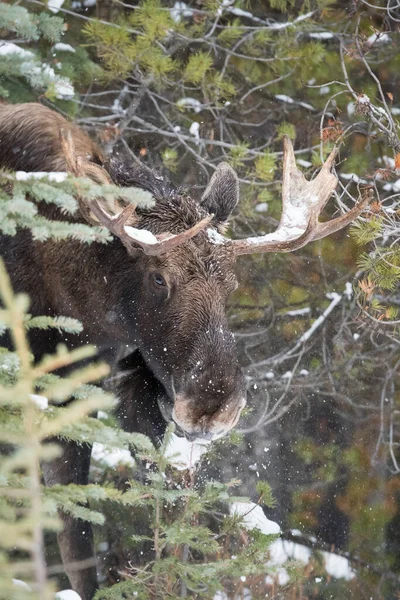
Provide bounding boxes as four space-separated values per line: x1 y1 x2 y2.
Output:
228 137 369 255
61 127 212 255
89 201 212 256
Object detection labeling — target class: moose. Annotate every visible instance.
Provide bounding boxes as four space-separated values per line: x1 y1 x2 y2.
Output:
0 102 367 599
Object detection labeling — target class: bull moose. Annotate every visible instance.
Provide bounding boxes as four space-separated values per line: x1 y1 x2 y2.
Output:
0 103 367 599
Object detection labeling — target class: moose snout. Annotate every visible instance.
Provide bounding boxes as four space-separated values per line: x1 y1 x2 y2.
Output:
172 392 245 442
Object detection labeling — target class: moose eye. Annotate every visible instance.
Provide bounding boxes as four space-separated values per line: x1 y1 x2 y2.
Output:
153 273 166 287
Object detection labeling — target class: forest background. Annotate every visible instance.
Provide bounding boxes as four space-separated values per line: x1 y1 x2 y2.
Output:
1 0 400 598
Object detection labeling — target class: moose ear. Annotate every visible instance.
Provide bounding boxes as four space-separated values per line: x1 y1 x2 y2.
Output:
200 162 239 224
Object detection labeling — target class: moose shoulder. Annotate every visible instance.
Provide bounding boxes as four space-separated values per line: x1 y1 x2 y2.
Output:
0 103 367 599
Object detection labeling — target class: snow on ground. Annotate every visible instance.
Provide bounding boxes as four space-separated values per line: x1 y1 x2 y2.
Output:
91 442 135 467
165 433 210 470
230 502 281 535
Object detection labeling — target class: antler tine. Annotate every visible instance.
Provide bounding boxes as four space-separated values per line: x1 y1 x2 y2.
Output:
60 128 113 184
90 199 212 256
229 137 367 256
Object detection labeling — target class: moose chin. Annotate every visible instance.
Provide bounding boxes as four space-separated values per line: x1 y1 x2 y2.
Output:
0 102 367 600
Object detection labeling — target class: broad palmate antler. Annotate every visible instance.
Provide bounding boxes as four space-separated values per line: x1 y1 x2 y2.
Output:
227 137 369 255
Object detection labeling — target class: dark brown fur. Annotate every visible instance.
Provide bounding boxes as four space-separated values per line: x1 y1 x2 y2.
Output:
0 103 245 599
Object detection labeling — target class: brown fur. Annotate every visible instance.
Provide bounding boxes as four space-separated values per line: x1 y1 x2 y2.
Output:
0 103 246 599
0 103 103 172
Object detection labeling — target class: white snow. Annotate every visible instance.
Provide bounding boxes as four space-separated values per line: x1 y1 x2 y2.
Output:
347 102 356 117
91 442 135 468
15 171 68 182
255 202 268 212
267 536 355 582
53 79 75 99
207 228 225 245
83 0 97 6
367 32 390 45
358 93 370 105
213 593 228 600
391 107 400 115
265 371 275 380
55 591 82 600
171 1 193 23
268 539 311 566
265 568 290 586
48 0 65 13
12 579 31 590
53 43 76 53
297 159 312 168
0 42 34 58
166 433 210 470
275 94 294 104
177 97 203 113
281 371 292 380
285 307 311 316
30 394 49 410
189 121 200 141
124 226 158 245
230 502 281 535
319 86 330 95
344 281 353 300
308 32 334 40
323 551 355 581
299 369 309 376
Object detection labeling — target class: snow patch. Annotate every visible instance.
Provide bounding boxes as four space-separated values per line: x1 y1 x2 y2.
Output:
344 281 353 300
48 0 65 13
308 32 334 40
55 591 82 600
275 94 294 104
323 551 355 581
13 579 32 590
368 32 390 45
15 171 68 182
230 502 281 535
207 228 225 245
297 159 312 168
255 202 268 212
171 2 193 23
30 394 49 410
166 433 210 470
177 97 203 113
91 442 135 468
0 42 34 58
124 226 158 245
319 86 330 95
189 121 200 141
53 43 76 53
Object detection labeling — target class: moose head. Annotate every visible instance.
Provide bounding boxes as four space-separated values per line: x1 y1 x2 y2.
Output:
59 122 367 442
